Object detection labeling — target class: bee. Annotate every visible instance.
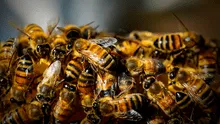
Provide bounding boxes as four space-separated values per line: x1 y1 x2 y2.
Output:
80 110 101 124
92 93 149 121
96 71 117 98
49 34 68 62
143 76 179 117
77 66 97 112
117 72 136 95
64 57 83 83
77 66 97 96
197 48 218 84
125 57 166 77
11 19 59 61
128 30 155 41
52 83 77 123
8 54 34 105
74 38 117 72
1 100 50 124
36 60 61 104
172 66 218 114
57 24 82 41
79 21 99 39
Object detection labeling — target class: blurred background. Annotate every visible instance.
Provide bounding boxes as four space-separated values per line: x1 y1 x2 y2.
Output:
0 0 219 42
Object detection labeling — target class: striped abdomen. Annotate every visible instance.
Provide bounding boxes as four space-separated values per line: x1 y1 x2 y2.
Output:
77 67 96 95
153 34 183 53
198 49 217 84
113 93 148 113
14 54 34 87
85 43 116 71
185 78 216 108
0 38 16 61
175 92 193 110
1 101 44 124
53 83 77 123
65 58 83 82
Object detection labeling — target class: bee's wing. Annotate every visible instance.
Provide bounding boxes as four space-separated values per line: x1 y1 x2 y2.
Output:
114 109 142 121
47 17 60 36
90 37 117 48
81 50 100 63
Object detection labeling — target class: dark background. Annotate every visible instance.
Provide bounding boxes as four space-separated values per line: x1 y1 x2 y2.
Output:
0 0 219 43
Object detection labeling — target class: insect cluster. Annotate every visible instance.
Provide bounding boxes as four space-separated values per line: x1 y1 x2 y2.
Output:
0 17 219 124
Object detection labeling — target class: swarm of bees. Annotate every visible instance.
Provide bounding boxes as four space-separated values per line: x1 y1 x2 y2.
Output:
0 15 220 124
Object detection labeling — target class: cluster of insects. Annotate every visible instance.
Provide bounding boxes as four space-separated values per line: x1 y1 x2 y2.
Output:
0 16 219 124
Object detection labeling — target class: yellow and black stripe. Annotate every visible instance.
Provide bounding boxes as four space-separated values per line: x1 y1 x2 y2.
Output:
65 58 83 82
77 67 96 95
175 92 193 110
53 83 77 123
0 38 15 61
114 93 148 113
14 54 34 87
24 23 44 35
154 34 182 53
86 43 116 72
1 100 44 124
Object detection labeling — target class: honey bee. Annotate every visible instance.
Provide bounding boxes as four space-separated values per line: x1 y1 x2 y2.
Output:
36 60 61 104
92 93 149 121
197 48 218 84
125 57 166 77
96 71 117 98
80 21 99 39
77 66 97 96
80 110 101 124
128 30 154 41
117 72 136 95
1 100 50 124
52 83 77 123
74 38 117 72
175 68 218 114
64 57 83 83
8 54 35 105
143 76 179 117
77 66 97 111
49 34 68 62
57 24 82 41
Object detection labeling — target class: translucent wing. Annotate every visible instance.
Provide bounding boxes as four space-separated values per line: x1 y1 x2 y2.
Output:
90 37 117 48
114 109 142 121
42 60 61 86
47 17 60 35
81 50 101 64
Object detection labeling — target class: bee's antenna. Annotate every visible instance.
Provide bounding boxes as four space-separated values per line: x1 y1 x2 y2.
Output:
172 12 189 31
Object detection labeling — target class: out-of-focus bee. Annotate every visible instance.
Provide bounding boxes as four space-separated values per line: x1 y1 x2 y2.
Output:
36 60 61 104
52 83 77 123
0 100 50 124
80 110 101 124
74 37 117 72
79 21 99 39
64 57 83 83
8 54 34 105
125 57 166 77
143 76 179 117
49 34 68 62
96 71 117 98
171 66 218 114
57 24 82 41
11 19 59 61
128 30 155 41
167 68 195 118
197 48 218 84
92 93 149 121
